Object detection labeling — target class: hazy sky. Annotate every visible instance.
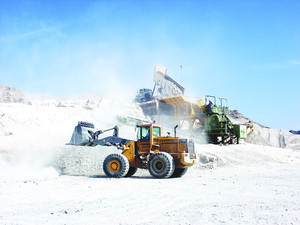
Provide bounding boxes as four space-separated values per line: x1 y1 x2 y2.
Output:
0 0 299 130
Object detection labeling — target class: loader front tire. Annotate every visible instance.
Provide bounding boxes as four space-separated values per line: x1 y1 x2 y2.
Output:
170 168 188 178
103 153 129 178
125 167 138 177
148 152 175 178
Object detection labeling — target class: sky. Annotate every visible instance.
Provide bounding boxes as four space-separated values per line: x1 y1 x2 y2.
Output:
0 0 299 130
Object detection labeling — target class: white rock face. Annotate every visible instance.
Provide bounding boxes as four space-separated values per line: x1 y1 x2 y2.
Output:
0 85 26 103
246 123 300 150
228 110 300 150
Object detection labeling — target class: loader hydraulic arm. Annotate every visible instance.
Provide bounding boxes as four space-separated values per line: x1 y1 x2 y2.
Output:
91 126 119 140
94 136 132 149
92 126 132 150
68 121 132 149
87 124 133 150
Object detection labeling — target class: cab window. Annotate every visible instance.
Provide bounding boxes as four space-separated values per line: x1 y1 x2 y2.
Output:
153 126 161 137
137 127 150 142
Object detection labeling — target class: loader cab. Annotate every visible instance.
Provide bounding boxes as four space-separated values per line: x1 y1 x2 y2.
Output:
137 124 161 142
136 124 162 157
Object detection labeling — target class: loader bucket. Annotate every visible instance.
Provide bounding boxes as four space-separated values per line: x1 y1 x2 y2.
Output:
68 121 97 146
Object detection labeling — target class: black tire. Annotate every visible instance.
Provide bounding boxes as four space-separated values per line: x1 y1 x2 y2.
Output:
103 153 129 178
229 136 238 144
148 152 175 178
125 167 138 177
209 135 220 144
170 168 188 178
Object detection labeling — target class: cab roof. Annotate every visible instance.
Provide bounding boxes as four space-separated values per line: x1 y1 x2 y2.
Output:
137 123 162 128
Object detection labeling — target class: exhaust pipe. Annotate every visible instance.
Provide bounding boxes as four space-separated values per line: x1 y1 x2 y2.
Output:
174 125 178 137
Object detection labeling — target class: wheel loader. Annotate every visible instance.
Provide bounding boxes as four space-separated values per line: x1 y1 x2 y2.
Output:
68 121 198 178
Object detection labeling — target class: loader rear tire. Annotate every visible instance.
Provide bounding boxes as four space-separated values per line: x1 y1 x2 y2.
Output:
125 167 138 177
148 152 175 178
170 168 188 178
103 153 129 178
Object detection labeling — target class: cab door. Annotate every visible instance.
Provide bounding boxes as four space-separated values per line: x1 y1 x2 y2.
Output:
136 126 151 155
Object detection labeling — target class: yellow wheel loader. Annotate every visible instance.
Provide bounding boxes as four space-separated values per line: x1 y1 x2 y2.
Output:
68 121 198 178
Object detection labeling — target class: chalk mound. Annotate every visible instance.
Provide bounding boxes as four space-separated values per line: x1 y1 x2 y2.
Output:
0 85 26 103
229 110 300 150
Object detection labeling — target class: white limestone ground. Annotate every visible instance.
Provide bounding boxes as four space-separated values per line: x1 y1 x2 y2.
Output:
0 87 300 225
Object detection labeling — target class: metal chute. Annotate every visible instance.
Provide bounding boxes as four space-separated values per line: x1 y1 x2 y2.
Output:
153 65 185 97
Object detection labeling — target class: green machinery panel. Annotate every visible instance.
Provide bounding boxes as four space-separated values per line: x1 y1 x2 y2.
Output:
233 124 247 139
